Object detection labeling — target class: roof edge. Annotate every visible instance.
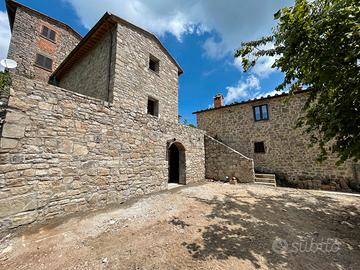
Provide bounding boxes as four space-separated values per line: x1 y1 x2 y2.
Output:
6 0 82 40
193 89 311 114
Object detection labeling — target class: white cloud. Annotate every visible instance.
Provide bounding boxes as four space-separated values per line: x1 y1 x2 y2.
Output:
255 89 285 99
233 53 278 78
252 56 277 78
233 43 280 78
202 37 228 59
223 75 287 105
224 75 260 104
64 0 293 59
63 0 201 40
0 11 11 64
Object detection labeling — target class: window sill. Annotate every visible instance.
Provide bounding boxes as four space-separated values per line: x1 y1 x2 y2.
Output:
254 119 270 122
34 64 53 72
148 68 160 76
147 113 159 118
40 34 57 44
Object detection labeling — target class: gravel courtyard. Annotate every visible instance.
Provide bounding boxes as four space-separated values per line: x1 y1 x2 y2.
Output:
1 182 360 270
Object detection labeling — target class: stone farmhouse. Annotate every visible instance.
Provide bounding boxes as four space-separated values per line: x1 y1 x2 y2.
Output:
194 92 360 190
0 0 253 231
0 0 358 232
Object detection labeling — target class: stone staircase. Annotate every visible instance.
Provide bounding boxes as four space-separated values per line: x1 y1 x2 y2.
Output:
254 173 277 187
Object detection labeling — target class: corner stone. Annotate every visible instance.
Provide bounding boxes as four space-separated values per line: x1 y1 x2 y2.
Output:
2 123 26 139
0 138 18 149
5 111 30 125
0 194 38 218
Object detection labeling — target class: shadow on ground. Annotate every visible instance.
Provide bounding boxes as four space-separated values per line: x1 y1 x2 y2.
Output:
182 190 360 269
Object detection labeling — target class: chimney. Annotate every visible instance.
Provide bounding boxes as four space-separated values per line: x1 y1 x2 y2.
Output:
214 94 224 108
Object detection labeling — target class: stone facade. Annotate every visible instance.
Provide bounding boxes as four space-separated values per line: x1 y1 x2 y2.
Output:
195 92 359 190
59 27 117 101
56 17 180 124
0 76 205 231
204 135 254 183
113 22 180 123
7 5 81 81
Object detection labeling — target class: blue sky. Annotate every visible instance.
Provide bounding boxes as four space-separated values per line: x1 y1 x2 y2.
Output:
0 0 293 125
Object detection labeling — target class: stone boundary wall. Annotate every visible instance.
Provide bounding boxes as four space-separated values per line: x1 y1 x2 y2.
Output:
0 75 205 232
204 135 254 183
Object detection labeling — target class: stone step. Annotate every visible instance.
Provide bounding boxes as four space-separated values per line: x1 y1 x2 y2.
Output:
255 173 276 180
255 178 276 183
254 174 277 187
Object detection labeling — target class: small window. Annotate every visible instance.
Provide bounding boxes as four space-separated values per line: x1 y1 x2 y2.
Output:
254 142 265 153
35 53 53 71
149 55 159 73
147 97 159 117
253 104 269 121
41 25 56 42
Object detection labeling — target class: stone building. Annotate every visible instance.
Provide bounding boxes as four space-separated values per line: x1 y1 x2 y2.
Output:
194 92 359 190
0 1 221 231
6 0 81 81
51 12 183 124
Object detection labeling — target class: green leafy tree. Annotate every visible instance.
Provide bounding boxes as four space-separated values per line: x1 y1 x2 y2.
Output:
0 71 11 96
235 0 360 163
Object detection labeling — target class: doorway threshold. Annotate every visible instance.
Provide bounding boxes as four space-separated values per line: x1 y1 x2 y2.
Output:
167 183 183 190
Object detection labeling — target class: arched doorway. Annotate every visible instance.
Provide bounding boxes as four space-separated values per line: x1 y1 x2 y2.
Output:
168 141 186 184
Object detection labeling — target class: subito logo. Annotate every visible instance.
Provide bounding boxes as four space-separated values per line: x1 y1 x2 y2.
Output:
272 238 289 254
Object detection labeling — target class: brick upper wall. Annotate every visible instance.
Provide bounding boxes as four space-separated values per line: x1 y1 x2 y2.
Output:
7 7 81 82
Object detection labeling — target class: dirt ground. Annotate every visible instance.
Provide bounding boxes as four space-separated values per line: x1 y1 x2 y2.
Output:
1 182 360 270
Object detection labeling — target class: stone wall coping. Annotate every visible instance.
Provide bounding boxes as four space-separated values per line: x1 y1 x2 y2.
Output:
205 134 252 161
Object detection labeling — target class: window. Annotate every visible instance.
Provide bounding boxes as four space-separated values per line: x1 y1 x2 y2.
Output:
253 104 269 121
35 53 53 71
149 55 159 73
254 142 265 153
41 25 56 42
147 97 159 117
